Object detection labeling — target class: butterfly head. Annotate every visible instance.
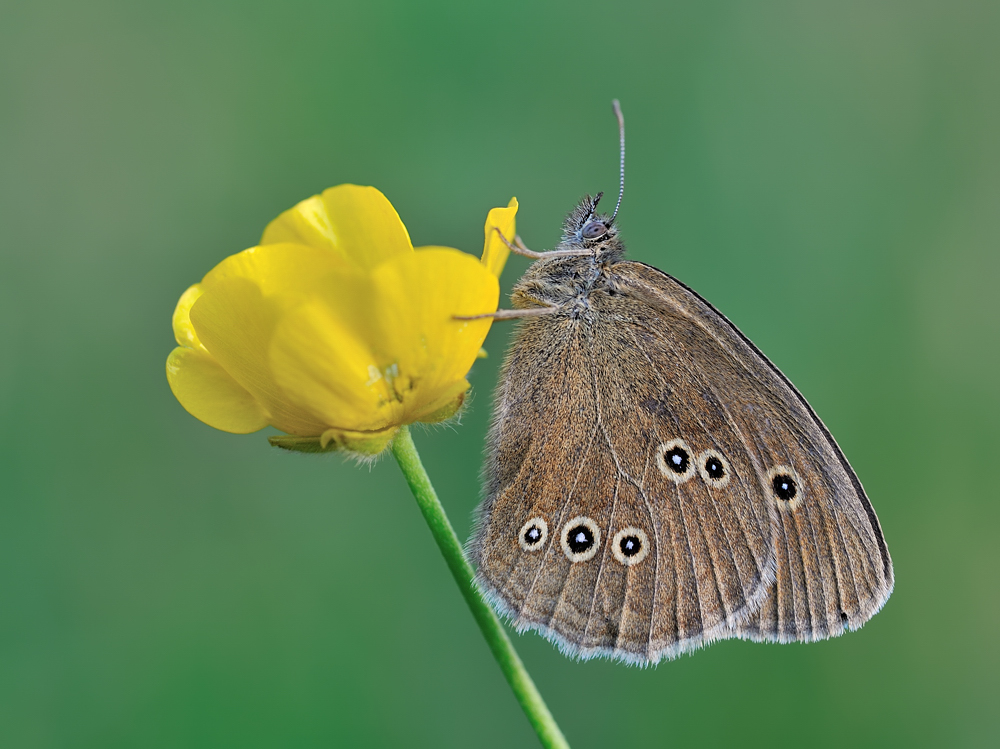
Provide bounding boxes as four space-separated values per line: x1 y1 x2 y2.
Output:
558 192 625 261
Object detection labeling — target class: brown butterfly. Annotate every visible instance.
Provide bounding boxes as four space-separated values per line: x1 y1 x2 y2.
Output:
466 101 893 665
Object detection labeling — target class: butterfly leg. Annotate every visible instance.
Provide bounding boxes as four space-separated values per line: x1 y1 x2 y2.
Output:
454 306 560 321
513 235 533 254
493 228 591 259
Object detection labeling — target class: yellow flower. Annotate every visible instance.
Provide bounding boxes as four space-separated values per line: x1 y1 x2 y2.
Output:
166 185 516 455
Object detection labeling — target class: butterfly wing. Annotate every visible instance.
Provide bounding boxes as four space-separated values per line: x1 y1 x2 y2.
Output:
471 280 779 663
470 316 616 657
614 261 894 644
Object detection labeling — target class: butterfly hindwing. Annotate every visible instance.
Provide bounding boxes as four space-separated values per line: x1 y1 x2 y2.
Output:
471 273 781 662
614 261 894 644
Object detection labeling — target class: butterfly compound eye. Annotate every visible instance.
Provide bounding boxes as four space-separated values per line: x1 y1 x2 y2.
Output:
581 220 608 240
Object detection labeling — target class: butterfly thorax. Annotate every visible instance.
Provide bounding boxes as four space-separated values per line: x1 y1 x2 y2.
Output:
510 197 625 316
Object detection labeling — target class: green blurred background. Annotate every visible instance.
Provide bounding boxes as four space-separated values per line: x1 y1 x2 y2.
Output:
2 1 998 746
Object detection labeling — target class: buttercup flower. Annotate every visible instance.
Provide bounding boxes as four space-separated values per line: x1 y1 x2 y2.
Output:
167 185 517 454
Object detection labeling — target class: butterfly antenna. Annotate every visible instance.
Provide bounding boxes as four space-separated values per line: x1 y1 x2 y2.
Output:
610 99 625 224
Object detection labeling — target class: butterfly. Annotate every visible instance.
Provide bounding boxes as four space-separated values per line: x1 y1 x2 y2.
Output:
466 101 893 665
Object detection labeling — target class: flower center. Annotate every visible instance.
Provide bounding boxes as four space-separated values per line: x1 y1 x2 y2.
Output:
367 362 416 404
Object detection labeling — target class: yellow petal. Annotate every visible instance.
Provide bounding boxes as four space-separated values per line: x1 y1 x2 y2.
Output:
166 347 269 433
172 284 207 352
259 184 412 270
368 248 498 421
191 243 343 435
409 380 468 424
199 241 346 297
269 286 402 432
270 248 497 432
481 197 518 277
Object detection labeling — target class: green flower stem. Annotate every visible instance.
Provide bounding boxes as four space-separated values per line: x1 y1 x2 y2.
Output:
391 426 570 749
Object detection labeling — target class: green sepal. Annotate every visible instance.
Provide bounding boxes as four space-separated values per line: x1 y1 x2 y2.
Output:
267 435 335 453
268 425 398 456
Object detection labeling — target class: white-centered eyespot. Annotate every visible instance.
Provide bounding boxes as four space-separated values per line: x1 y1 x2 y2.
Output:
656 439 696 483
560 516 601 563
697 449 731 489
767 464 803 512
612 527 650 566
518 517 549 552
